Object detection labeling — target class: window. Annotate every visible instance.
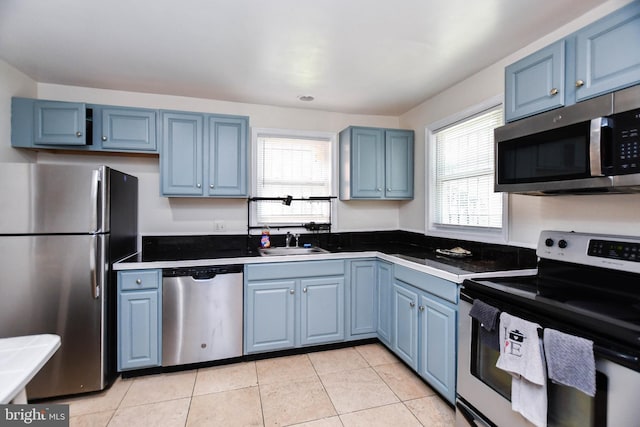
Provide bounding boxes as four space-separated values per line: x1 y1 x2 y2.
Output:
253 129 334 226
427 98 507 242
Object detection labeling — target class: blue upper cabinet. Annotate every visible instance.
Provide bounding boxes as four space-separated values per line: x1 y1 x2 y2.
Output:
385 130 414 199
505 2 640 122
161 112 204 196
98 107 157 152
12 97 160 153
574 1 640 102
505 41 566 122
160 111 248 198
350 127 385 199
34 100 87 145
207 116 248 197
339 126 414 200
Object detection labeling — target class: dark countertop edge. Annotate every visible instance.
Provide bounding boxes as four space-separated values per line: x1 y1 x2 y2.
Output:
114 250 538 284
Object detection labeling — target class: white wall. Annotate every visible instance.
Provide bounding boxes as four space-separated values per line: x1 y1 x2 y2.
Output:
27 84 401 235
399 0 640 247
0 60 37 163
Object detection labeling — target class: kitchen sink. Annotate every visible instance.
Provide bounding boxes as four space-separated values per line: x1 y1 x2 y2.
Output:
258 246 330 256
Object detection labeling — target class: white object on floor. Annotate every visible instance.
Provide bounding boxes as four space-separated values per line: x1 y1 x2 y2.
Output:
0 334 61 404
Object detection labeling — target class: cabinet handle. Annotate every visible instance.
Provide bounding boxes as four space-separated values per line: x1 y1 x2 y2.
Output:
303 287 307 293
196 183 201 188
549 88 559 96
289 289 295 294
101 136 107 141
376 188 382 192
386 188 391 191
76 131 83 137
136 279 142 285
419 305 425 312
576 80 585 88
409 302 415 308
209 184 214 189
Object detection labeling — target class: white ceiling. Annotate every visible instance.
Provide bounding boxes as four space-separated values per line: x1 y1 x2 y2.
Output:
0 0 610 115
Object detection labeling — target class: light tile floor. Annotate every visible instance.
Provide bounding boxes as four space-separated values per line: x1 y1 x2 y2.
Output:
53 343 455 427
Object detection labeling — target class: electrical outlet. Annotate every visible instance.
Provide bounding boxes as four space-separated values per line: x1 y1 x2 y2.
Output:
214 221 225 231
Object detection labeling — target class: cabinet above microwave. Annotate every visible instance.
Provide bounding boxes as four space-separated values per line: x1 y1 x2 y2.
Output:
504 1 640 123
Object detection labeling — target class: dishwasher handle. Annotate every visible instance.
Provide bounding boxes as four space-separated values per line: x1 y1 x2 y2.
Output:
163 264 243 279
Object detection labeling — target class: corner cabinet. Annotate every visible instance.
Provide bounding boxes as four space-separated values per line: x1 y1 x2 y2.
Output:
505 1 640 122
160 111 248 197
390 265 457 404
339 126 414 200
244 260 345 354
117 269 162 371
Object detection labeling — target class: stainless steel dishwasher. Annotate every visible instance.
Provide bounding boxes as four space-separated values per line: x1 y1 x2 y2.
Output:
162 265 243 366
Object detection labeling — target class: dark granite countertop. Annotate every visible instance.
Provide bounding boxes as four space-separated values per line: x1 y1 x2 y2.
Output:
125 231 537 276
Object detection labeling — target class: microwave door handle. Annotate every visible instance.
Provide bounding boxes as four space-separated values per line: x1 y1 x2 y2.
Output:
590 117 613 176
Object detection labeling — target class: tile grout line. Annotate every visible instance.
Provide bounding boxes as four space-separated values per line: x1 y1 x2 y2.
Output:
307 351 344 426
254 360 267 427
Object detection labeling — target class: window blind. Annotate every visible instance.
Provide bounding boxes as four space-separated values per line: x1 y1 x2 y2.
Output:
256 135 331 224
434 106 503 228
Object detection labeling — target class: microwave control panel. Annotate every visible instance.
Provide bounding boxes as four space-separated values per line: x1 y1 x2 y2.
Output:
612 108 640 174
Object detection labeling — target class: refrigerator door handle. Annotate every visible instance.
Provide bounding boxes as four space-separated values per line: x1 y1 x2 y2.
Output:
90 169 101 233
90 235 100 299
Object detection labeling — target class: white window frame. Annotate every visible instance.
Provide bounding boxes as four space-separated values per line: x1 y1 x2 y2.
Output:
425 95 509 244
250 127 338 234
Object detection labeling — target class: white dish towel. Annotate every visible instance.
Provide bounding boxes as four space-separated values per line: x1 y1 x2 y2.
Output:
496 312 547 427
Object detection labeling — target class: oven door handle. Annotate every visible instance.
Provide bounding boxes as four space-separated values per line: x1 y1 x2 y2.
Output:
456 399 496 427
594 344 640 365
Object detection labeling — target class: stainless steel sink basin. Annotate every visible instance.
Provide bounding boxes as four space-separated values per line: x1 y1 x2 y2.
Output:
258 246 330 256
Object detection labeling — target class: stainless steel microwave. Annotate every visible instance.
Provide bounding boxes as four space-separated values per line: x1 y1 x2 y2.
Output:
494 84 640 195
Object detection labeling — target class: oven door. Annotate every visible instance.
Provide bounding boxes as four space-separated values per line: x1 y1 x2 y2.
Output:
456 288 640 427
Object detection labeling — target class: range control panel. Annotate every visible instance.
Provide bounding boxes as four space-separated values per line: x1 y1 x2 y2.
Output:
537 230 640 274
588 239 640 263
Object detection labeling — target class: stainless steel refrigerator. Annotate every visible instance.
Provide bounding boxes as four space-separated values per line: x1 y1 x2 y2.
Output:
0 163 138 399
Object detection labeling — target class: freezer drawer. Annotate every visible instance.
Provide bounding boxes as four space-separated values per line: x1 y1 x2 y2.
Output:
162 266 243 366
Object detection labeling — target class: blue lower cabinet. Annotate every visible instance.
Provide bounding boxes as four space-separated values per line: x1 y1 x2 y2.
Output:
300 277 344 346
117 269 162 371
392 281 419 370
244 260 345 354
376 261 393 345
390 273 458 405
245 280 296 353
349 260 377 337
418 294 457 404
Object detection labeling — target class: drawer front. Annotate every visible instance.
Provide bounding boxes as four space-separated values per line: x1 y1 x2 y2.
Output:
247 260 344 281
393 265 457 303
119 269 161 291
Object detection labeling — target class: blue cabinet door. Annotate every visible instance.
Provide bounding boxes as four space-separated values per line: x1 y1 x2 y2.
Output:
575 1 640 102
351 127 385 198
392 281 418 370
300 276 345 346
161 112 204 196
376 261 392 345
245 280 296 353
505 41 566 122
350 260 377 336
207 116 248 196
100 107 157 152
33 100 86 145
118 290 160 370
385 130 414 199
418 294 457 404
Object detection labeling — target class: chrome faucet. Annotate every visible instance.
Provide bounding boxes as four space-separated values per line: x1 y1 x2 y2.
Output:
285 232 292 247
